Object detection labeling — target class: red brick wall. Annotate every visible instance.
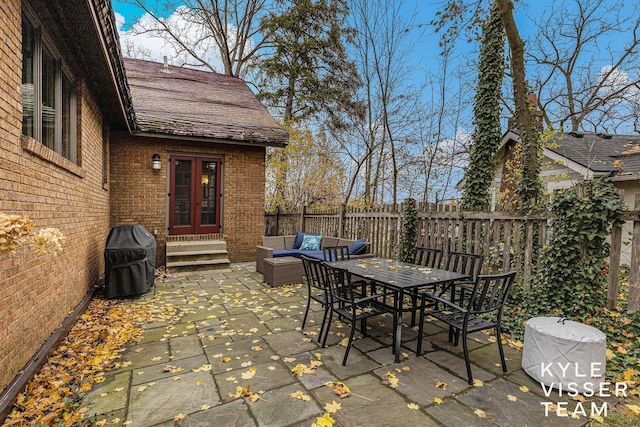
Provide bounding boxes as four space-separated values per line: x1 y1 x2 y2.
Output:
110 132 266 264
0 0 111 391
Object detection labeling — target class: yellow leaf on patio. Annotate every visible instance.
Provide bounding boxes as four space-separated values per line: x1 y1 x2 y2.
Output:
324 401 341 413
200 404 211 411
590 413 604 423
173 413 186 421
407 403 420 410
473 379 484 387
96 420 107 427
340 338 350 347
508 340 524 351
434 398 443 404
519 385 529 393
435 381 447 390
241 367 257 380
507 395 517 402
312 413 335 427
474 409 486 418
290 390 311 401
111 417 121 424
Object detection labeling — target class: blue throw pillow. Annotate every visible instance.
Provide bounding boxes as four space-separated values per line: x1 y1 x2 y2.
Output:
349 239 369 255
293 232 321 249
300 234 322 251
293 232 306 249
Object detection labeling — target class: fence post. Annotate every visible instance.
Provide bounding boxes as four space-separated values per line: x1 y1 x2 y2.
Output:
275 206 280 236
300 205 307 233
337 203 345 238
628 194 640 313
607 190 624 310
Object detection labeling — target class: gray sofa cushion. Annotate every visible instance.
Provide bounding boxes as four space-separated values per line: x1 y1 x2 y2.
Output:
262 236 286 250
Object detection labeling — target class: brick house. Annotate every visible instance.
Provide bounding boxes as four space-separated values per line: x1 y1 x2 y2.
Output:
0 0 286 400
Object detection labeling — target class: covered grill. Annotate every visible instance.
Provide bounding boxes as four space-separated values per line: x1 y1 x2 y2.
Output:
104 224 156 298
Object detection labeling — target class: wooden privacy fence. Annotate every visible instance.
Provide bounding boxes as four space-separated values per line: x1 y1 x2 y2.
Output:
265 201 640 313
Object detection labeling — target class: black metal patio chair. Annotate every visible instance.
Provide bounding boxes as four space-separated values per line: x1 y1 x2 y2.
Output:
414 247 444 269
323 245 350 262
300 255 332 344
320 263 394 365
417 271 517 384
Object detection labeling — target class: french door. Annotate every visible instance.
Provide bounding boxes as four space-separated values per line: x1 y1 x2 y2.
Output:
169 155 222 235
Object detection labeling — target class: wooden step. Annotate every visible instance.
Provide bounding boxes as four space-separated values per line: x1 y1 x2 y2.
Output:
165 239 230 272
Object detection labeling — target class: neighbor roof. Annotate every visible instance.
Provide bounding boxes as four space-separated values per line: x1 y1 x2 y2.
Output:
501 130 640 175
123 58 288 147
546 132 640 174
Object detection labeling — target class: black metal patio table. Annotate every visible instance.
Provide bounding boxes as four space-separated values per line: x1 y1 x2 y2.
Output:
328 257 469 363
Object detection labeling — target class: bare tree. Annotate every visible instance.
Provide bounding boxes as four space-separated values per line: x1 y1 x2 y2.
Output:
120 0 269 76
528 0 640 132
343 0 426 205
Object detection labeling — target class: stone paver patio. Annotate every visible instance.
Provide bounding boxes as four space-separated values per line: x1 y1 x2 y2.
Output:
82 263 604 426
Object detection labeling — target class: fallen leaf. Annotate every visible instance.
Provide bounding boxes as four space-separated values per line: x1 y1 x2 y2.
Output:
173 413 186 421
519 385 529 393
507 395 517 402
96 420 107 427
111 417 121 424
435 381 447 390
473 379 484 387
324 401 341 414
283 357 296 363
327 381 351 398
590 413 604 423
626 404 640 415
339 337 350 347
241 367 257 380
474 409 486 418
200 404 211 410
312 413 335 427
606 349 615 360
571 394 585 402
290 390 311 401
434 398 442 404
407 403 420 410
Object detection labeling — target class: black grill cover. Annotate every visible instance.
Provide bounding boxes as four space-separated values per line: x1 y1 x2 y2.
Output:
104 224 156 298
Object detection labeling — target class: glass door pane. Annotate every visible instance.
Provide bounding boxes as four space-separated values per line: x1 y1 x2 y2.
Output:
173 159 192 226
200 160 217 226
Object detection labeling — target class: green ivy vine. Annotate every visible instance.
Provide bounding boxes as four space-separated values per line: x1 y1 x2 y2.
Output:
503 179 625 338
398 198 418 263
461 1 505 211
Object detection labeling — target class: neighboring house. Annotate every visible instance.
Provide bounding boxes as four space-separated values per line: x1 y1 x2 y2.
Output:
494 130 640 266
0 0 286 398
494 130 640 209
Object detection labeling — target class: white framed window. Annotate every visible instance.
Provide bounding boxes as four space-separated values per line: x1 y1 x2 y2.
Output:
22 8 77 163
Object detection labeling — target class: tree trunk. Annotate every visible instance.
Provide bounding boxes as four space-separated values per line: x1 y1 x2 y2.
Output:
496 0 540 210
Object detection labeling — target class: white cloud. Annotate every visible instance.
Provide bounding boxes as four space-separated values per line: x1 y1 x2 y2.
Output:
116 7 226 72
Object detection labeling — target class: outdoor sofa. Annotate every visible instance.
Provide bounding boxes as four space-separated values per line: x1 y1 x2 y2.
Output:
256 232 373 275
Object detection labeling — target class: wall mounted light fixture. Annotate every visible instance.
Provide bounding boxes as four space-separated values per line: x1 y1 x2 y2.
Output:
152 153 161 170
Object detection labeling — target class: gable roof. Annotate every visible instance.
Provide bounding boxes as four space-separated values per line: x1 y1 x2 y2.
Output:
123 58 288 147
499 130 640 176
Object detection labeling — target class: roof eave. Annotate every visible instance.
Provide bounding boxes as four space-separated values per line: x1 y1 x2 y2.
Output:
131 130 288 148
